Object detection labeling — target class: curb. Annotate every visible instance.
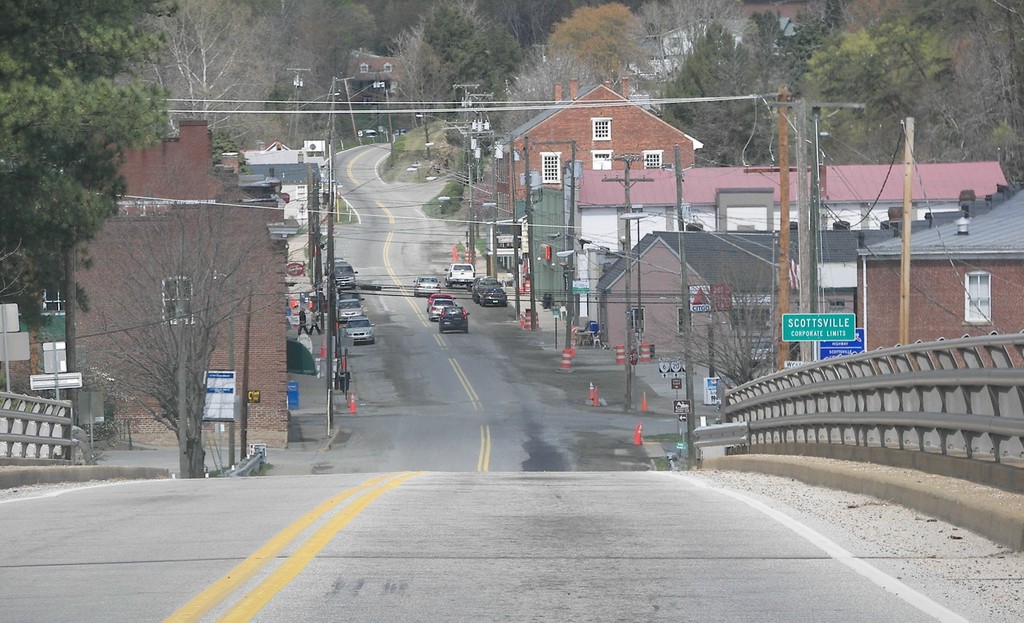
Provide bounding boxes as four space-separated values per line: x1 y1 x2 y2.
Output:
702 454 1024 551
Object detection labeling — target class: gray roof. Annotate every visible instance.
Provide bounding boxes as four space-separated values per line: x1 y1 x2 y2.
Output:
598 229 862 293
862 191 1024 258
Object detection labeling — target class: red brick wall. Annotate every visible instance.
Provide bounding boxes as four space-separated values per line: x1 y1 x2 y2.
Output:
504 84 696 204
120 120 222 202
74 120 290 447
860 258 1024 349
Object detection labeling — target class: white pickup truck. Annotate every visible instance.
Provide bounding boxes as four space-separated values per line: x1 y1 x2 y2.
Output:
445 262 476 289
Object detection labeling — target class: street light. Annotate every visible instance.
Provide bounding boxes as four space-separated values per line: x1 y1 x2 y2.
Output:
620 211 646 413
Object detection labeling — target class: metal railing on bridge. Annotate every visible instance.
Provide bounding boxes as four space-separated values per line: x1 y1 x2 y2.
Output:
722 331 1024 492
1 392 73 461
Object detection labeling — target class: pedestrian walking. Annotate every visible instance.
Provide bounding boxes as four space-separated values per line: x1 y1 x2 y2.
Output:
308 312 322 335
298 309 308 335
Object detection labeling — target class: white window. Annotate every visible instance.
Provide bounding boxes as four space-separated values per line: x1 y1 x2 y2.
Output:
161 276 194 325
592 118 611 141
643 150 663 169
383 63 393 73
541 152 561 184
592 150 612 170
359 63 369 74
965 272 991 323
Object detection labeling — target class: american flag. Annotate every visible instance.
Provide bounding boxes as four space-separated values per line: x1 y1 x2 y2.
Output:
789 259 800 290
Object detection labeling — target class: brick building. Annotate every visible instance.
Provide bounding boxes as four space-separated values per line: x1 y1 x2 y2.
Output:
497 78 699 212
76 120 291 447
859 189 1024 348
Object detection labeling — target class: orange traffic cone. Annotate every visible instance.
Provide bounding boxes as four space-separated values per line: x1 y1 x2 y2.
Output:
633 423 643 445
641 392 648 413
588 383 595 403
592 385 600 407
348 392 357 414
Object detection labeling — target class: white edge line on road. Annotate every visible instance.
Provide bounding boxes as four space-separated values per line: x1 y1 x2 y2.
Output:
0 477 170 505
683 474 969 623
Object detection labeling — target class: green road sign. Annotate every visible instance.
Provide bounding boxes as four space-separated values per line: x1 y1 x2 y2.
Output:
782 313 856 342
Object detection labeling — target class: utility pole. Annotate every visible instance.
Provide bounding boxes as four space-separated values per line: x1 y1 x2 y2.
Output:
795 99 812 362
675 145 697 469
326 84 339 432
899 117 914 345
562 141 578 352
777 88 791 370
605 155 652 413
523 136 537 328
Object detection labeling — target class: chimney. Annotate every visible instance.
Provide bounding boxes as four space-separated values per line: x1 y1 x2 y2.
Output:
220 152 240 173
569 79 578 100
554 82 562 101
621 76 631 98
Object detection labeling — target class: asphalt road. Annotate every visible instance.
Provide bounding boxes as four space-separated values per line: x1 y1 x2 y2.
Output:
0 471 975 622
321 144 660 473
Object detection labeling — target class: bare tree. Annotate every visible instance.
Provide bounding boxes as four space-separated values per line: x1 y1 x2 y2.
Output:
393 23 450 108
144 0 279 140
499 47 600 131
677 257 777 387
83 206 261 477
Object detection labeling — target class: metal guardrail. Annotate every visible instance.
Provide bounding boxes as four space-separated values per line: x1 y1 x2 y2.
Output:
0 392 73 461
228 443 266 477
722 332 1024 477
693 422 749 449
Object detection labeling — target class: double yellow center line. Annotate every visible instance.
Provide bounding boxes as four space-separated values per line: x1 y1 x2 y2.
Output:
165 472 422 622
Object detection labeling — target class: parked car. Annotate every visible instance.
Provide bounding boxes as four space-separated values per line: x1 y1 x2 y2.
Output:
445 263 475 288
413 276 441 297
344 316 375 344
428 296 456 321
478 286 508 307
438 305 469 333
471 276 502 303
333 260 357 289
336 297 365 322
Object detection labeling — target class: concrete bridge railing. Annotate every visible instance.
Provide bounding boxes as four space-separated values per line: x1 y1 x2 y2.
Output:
721 331 1024 491
0 392 73 461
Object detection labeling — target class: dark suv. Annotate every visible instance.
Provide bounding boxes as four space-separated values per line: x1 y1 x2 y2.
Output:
438 305 469 333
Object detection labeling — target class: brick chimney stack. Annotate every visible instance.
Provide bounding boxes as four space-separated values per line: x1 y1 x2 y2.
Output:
569 79 578 100
554 82 562 101
621 76 631 98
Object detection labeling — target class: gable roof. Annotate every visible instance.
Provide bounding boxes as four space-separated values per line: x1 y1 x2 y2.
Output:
862 191 1024 258
597 229 862 295
502 83 701 149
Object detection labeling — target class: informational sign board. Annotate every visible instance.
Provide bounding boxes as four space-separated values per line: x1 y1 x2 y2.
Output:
818 327 866 360
571 280 589 294
704 377 720 406
203 370 236 422
782 313 856 342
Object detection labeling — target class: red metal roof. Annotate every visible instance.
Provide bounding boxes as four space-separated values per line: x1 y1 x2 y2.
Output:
577 162 1007 207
